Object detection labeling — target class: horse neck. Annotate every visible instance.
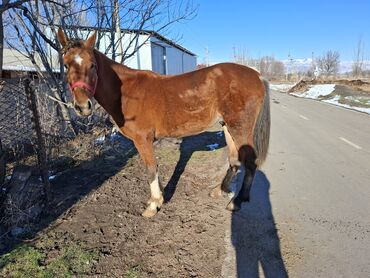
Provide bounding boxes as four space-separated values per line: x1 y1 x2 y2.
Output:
93 50 130 126
93 49 136 90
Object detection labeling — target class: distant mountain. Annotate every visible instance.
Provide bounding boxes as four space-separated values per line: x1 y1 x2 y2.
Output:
282 58 370 74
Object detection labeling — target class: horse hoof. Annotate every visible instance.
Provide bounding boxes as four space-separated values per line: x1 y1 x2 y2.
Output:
226 200 241 211
221 183 231 193
209 187 222 198
142 207 158 218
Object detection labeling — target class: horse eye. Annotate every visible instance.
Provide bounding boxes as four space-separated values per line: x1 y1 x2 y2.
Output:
90 64 96 70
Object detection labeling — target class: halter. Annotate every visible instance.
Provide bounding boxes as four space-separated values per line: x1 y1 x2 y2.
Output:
67 47 99 97
69 77 98 97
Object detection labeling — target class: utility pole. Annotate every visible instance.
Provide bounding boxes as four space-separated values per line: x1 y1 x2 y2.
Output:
114 0 123 62
111 0 119 61
204 47 210 66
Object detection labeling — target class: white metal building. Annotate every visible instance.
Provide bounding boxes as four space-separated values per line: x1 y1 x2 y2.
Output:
3 27 197 77
50 27 197 75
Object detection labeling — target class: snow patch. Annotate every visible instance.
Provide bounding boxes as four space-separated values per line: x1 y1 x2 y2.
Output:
322 97 370 115
206 143 219 151
291 84 336 99
95 135 106 144
270 84 295 92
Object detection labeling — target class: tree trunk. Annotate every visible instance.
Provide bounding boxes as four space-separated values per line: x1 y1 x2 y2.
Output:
57 53 76 136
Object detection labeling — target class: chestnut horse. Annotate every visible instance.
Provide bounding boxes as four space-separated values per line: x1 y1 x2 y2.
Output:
57 28 270 217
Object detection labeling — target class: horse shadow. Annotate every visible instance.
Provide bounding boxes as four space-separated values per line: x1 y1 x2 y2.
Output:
162 130 226 202
231 170 288 278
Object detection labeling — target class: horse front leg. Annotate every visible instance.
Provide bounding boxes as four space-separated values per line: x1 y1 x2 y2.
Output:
133 136 163 217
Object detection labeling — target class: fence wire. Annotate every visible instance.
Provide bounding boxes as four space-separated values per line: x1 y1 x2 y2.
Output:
0 79 34 162
0 77 112 184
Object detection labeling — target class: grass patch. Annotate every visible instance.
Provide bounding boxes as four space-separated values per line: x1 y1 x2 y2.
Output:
124 266 141 278
340 96 370 108
0 242 99 278
156 148 180 163
189 148 224 163
0 245 45 278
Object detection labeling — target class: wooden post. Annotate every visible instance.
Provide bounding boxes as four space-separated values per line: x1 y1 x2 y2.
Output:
24 79 51 201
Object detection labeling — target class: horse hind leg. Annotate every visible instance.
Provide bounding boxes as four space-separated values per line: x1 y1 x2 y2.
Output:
226 144 257 211
238 145 257 201
221 124 241 192
210 124 240 198
224 105 260 211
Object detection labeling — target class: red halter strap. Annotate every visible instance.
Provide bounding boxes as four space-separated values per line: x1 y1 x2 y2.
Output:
69 77 98 97
69 59 98 97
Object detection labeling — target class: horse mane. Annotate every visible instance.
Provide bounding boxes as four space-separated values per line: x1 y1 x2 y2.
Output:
61 39 84 54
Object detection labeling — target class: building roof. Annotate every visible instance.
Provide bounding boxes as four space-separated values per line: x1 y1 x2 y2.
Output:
4 26 196 73
65 25 197 57
3 49 39 72
2 49 60 73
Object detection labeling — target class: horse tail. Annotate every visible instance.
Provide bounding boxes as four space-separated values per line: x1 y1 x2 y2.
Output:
254 78 270 168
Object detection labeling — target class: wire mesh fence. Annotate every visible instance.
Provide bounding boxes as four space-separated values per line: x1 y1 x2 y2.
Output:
0 78 48 231
0 79 35 165
0 77 120 233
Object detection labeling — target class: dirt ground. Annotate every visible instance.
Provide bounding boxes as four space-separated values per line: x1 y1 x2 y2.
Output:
2 127 234 277
288 79 370 93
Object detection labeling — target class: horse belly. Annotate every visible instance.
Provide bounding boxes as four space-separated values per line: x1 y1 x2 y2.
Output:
158 105 220 138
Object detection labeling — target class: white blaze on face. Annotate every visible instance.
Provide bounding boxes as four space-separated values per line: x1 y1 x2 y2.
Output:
74 54 83 66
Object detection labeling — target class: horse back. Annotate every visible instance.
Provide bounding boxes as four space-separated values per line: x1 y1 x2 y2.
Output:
121 63 265 139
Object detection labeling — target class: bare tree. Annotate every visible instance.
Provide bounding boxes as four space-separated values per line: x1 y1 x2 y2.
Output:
258 56 285 79
5 0 81 134
0 0 35 77
352 37 365 77
232 49 285 80
270 59 285 79
233 46 249 66
93 0 197 63
4 0 197 134
317 50 340 76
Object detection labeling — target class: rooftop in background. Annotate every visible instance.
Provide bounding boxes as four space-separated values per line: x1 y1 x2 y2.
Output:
3 49 39 72
62 25 197 57
2 49 57 73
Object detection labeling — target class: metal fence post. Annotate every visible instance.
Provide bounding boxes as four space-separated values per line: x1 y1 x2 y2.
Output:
24 79 51 201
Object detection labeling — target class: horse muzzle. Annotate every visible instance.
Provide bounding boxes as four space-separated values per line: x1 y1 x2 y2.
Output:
74 99 93 116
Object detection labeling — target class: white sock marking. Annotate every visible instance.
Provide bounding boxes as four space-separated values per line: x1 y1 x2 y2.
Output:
150 172 161 199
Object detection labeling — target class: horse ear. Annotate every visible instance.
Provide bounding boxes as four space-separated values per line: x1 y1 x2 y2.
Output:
57 27 68 48
85 31 97 49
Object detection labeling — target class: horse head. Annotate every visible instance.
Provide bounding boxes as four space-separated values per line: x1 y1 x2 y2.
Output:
57 28 98 116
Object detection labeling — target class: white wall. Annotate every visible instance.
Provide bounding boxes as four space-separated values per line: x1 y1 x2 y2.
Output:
150 37 196 75
182 52 197 73
93 32 152 70
166 47 196 74
45 28 196 74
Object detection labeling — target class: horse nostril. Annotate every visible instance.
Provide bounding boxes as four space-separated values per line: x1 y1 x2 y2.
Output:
87 100 92 110
74 104 83 114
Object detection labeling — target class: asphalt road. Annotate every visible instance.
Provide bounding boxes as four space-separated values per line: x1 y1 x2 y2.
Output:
222 90 370 277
